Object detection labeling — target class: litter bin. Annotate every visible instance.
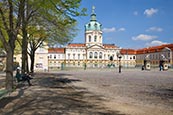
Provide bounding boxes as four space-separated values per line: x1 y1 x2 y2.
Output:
145 62 150 70
163 63 168 70
144 59 150 70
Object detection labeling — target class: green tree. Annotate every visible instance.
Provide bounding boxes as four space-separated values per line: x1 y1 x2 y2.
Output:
0 0 22 90
0 0 86 90
19 0 86 73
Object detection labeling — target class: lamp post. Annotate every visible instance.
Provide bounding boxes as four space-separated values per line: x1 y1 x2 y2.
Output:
117 54 122 73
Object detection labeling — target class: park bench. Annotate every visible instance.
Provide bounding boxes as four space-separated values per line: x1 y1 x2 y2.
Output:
15 73 33 86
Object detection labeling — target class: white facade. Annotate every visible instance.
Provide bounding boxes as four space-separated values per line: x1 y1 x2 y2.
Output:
14 44 48 71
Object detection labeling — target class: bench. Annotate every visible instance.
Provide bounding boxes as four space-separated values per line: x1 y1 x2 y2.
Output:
15 73 33 86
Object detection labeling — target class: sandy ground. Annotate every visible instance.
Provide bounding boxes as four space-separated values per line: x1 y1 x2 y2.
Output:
0 69 173 115
73 80 173 115
0 72 124 115
65 69 173 115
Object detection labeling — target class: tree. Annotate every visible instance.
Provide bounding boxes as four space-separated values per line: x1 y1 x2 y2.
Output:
0 0 86 90
19 0 86 73
0 0 22 90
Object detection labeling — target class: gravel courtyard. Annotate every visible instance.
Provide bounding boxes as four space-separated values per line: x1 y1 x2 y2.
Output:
63 69 173 115
0 69 173 115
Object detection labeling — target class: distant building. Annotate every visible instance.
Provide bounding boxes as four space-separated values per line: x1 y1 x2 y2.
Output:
14 43 48 72
136 44 173 68
120 49 136 68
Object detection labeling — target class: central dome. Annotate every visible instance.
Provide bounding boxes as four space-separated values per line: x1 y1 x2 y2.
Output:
85 21 102 31
85 6 102 31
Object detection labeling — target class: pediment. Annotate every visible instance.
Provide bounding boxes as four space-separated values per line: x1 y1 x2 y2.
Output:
87 44 104 49
162 47 171 52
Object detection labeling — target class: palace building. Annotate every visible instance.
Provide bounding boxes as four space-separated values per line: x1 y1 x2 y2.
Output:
11 7 173 71
47 7 173 70
47 7 134 70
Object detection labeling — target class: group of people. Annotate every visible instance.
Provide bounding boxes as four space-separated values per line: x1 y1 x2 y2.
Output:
15 67 33 86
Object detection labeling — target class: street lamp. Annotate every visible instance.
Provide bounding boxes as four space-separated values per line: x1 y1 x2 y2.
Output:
117 54 122 73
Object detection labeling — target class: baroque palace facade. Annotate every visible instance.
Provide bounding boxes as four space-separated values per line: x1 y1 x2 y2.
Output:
48 7 127 70
6 7 173 71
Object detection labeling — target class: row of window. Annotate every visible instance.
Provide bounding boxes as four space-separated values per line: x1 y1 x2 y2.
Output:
137 53 170 60
89 52 102 59
48 54 64 59
67 49 85 52
88 35 102 42
122 55 136 60
66 48 117 53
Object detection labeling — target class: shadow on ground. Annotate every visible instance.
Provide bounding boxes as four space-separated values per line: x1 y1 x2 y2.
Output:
0 73 125 115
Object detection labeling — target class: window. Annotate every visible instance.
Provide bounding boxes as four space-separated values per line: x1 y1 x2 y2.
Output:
78 54 80 60
68 54 70 59
89 35 91 42
99 52 102 59
89 52 93 59
109 56 113 61
88 23 91 28
94 35 97 42
95 23 97 29
54 55 56 59
50 55 52 59
73 54 75 59
94 52 98 59
133 56 135 60
168 52 170 58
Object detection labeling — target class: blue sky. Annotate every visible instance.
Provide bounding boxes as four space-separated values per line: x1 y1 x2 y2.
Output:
73 0 173 49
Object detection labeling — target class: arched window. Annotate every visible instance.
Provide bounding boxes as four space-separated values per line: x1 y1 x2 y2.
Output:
73 54 75 59
54 55 56 59
94 35 97 42
94 52 98 59
50 55 52 59
109 56 113 61
99 36 102 42
88 23 91 28
94 23 97 30
89 52 93 59
89 35 91 42
99 52 102 59
78 54 80 59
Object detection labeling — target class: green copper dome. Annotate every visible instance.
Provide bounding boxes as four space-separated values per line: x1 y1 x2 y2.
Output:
85 6 102 31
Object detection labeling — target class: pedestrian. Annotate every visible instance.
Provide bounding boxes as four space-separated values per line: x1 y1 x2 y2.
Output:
159 60 163 71
15 68 33 86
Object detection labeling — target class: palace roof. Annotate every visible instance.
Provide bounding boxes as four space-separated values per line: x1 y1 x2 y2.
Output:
136 44 173 54
48 48 65 53
120 49 136 55
103 44 118 49
67 43 86 48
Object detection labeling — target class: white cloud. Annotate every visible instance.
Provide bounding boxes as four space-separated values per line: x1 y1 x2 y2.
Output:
103 27 125 33
146 27 163 32
146 40 167 46
144 8 158 17
132 34 157 41
118 28 126 31
102 27 116 33
133 11 138 16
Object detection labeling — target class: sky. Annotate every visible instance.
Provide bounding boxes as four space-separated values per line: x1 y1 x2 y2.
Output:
72 0 173 49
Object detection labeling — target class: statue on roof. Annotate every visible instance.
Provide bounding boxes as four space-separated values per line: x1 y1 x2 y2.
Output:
92 6 95 14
